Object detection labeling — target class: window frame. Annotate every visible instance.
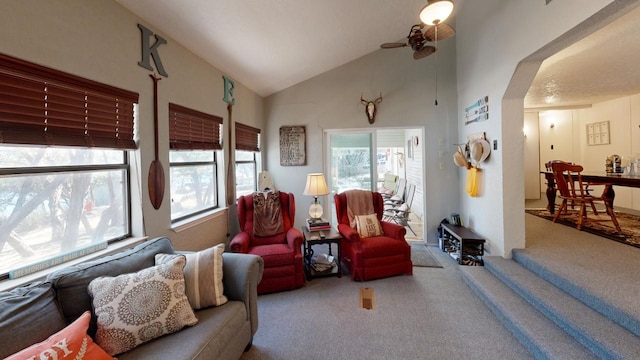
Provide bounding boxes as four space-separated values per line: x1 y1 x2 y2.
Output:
169 151 221 223
0 147 133 281
235 150 258 196
234 123 261 196
0 53 137 280
168 103 223 223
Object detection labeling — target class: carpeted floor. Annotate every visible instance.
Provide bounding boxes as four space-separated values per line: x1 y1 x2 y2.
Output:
409 241 442 268
525 209 640 249
240 248 533 360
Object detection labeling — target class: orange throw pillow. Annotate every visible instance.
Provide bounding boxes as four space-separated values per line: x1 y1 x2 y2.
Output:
5 311 114 360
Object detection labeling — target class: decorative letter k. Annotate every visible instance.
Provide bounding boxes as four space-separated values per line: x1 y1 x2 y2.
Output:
138 24 168 77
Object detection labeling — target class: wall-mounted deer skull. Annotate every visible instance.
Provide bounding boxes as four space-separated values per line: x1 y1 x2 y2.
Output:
361 93 383 124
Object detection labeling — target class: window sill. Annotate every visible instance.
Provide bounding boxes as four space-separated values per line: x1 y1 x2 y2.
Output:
171 207 227 233
0 236 148 292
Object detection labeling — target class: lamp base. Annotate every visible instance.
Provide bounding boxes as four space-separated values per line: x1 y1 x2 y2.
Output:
308 202 324 220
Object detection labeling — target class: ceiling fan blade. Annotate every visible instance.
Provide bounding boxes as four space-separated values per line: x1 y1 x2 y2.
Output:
424 23 456 42
381 42 408 49
413 45 436 60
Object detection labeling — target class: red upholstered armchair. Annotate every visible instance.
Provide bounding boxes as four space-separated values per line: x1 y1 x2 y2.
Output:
230 191 305 294
334 190 412 281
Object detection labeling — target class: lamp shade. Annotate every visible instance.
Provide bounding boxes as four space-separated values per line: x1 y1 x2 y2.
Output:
303 173 330 197
419 0 454 25
304 173 330 220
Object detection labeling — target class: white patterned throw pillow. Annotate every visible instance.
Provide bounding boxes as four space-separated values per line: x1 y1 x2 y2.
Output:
155 243 228 310
355 213 384 238
87 255 198 356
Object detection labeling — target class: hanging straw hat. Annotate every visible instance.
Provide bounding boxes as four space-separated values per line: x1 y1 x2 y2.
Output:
470 139 491 165
453 148 468 168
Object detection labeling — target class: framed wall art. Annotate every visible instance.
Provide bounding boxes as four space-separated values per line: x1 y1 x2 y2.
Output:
279 126 306 166
586 121 610 145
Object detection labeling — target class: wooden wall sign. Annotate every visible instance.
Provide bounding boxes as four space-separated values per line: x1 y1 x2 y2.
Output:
279 126 306 166
465 96 489 125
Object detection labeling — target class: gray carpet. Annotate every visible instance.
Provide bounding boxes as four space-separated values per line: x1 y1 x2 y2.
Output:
240 249 533 360
409 241 442 268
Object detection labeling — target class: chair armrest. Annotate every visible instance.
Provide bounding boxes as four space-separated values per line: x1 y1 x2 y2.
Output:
381 221 407 240
286 227 304 252
222 252 264 336
337 223 360 243
230 232 250 253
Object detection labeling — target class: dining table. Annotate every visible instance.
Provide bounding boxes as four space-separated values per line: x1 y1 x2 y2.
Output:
541 170 640 214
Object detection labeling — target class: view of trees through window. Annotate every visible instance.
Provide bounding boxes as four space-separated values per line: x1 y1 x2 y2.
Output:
169 150 218 222
0 146 129 277
236 150 257 197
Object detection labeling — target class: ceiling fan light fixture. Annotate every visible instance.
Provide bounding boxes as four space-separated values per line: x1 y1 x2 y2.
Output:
419 0 454 26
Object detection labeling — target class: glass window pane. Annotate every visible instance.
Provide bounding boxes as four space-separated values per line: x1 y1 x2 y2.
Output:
0 146 124 167
0 169 128 276
236 162 256 197
170 164 217 220
330 133 373 194
235 150 255 161
170 150 214 163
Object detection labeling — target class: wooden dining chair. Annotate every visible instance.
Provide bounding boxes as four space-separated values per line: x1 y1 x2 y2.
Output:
550 162 621 231
545 160 592 210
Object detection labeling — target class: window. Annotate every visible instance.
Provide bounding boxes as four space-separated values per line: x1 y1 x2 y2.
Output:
0 53 137 279
168 103 222 222
235 123 260 196
236 150 257 196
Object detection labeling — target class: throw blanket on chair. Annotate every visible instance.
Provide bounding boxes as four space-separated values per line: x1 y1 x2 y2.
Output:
253 191 284 237
345 190 375 228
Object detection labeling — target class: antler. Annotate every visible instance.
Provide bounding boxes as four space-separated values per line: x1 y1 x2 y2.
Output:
360 94 368 105
375 93 383 103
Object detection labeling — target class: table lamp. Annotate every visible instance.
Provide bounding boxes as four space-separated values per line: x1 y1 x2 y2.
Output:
303 173 330 221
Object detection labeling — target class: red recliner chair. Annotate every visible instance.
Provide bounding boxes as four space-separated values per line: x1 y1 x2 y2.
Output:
230 191 304 294
334 190 412 281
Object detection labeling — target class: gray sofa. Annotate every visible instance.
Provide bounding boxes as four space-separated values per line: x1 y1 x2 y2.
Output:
0 237 264 360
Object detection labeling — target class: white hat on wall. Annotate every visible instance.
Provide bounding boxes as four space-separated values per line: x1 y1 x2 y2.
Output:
469 139 491 165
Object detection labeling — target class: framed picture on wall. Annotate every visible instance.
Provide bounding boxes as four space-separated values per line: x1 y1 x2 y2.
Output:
586 121 610 146
279 126 306 166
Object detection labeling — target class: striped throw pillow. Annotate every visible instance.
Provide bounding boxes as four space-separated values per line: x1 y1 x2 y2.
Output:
156 243 227 309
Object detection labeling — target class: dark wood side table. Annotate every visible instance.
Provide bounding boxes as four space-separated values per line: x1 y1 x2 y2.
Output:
301 227 342 280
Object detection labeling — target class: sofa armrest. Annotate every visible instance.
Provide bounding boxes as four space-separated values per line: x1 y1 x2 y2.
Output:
222 252 264 336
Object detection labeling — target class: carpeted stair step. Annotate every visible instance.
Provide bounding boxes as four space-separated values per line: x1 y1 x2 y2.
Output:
461 266 596 360
513 248 640 338
484 256 640 360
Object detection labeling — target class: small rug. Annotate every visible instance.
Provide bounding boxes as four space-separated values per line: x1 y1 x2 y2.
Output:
410 241 443 268
525 209 640 249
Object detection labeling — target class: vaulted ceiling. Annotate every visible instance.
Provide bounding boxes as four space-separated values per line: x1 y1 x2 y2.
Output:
116 1 640 108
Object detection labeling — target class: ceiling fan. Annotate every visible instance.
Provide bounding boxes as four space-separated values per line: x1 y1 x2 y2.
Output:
380 22 455 60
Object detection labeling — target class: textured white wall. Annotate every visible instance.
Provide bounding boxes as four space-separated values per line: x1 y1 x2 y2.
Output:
455 0 631 256
265 40 459 244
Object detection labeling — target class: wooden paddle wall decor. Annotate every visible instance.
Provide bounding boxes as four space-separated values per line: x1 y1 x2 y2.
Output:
223 76 236 206
226 104 235 206
148 74 164 210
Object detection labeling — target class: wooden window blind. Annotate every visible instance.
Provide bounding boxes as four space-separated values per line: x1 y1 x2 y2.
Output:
235 122 260 152
0 53 138 149
169 103 222 150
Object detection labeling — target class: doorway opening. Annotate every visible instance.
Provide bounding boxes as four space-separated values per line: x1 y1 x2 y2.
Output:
324 128 425 240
